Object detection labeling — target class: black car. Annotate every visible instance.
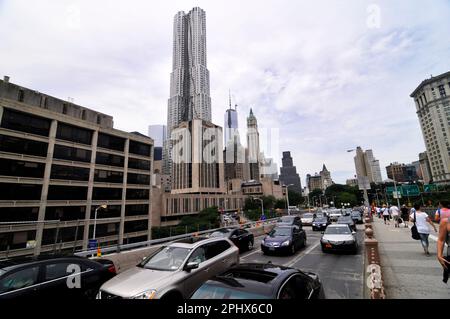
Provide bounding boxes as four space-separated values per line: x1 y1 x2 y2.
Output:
261 226 306 255
276 215 302 228
311 217 330 231
336 215 356 231
350 211 363 224
209 228 254 252
0 255 116 300
190 263 325 299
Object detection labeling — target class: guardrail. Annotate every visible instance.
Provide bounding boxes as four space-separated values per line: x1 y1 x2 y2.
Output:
74 218 279 258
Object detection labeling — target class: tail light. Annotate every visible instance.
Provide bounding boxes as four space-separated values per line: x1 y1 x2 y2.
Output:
107 265 116 274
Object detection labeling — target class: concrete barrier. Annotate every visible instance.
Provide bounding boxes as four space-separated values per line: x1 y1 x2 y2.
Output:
94 223 276 273
363 217 386 299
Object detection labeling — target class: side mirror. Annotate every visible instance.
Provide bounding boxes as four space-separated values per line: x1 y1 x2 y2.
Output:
352 231 356 235
184 261 199 271
230 235 237 239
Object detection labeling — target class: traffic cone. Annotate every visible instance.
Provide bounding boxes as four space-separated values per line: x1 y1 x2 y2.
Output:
97 245 102 257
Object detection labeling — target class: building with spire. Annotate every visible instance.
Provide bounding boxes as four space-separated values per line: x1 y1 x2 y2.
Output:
246 108 260 181
320 164 333 189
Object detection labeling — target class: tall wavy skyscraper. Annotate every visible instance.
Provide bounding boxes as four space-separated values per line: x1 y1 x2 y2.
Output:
164 7 212 176
167 7 211 134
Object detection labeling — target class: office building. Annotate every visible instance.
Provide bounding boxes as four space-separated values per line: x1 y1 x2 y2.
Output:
419 151 433 184
411 71 450 184
0 77 153 258
354 146 383 184
246 108 260 181
306 174 322 192
386 162 419 183
279 151 302 193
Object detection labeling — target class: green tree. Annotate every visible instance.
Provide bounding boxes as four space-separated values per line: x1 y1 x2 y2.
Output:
287 190 304 206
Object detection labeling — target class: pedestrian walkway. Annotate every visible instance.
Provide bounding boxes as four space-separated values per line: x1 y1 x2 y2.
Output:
372 217 449 298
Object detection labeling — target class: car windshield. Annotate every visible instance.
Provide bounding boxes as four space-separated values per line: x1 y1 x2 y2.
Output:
351 212 360 216
210 230 232 238
191 283 269 299
303 214 313 218
338 216 352 222
314 218 327 223
325 227 351 235
278 217 294 223
269 228 291 237
140 246 191 271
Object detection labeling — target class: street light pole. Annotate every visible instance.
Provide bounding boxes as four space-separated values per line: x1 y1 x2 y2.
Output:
392 169 401 207
93 204 107 240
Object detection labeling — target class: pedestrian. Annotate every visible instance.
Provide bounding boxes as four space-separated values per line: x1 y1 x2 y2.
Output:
401 205 410 228
435 200 450 223
382 204 390 225
376 206 381 218
410 203 437 256
437 216 450 282
390 204 400 228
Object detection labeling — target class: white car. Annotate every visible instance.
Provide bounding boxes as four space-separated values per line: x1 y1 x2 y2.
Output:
97 236 239 299
328 210 342 222
300 213 314 226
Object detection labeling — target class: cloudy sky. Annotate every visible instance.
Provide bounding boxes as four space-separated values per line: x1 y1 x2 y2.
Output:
1 0 449 184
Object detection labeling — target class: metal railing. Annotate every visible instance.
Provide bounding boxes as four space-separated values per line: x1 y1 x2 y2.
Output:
74 218 279 257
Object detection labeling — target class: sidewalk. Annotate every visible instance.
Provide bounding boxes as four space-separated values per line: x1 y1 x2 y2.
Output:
372 217 449 298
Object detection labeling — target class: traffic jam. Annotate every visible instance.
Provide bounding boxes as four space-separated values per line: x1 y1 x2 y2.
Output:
0 208 364 300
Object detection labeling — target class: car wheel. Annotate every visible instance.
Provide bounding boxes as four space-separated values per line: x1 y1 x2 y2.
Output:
161 291 183 300
321 246 326 253
247 240 254 251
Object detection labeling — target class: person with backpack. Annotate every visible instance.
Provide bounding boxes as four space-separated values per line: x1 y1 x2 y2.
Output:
401 205 409 228
410 203 437 256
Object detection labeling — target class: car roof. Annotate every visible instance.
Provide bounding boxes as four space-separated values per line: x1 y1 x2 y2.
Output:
327 223 349 227
0 255 90 272
204 263 298 297
170 236 229 248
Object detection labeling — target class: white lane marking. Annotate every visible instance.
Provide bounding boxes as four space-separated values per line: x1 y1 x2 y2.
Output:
240 248 262 259
284 240 321 268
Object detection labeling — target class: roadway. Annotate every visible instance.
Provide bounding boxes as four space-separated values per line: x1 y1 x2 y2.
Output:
240 224 366 299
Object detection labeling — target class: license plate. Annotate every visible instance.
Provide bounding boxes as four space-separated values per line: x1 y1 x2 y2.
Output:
325 244 332 248
269 247 275 251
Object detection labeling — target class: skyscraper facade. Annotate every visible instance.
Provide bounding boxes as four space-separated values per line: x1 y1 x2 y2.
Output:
246 108 260 180
279 151 302 193
354 146 382 184
411 71 450 184
167 7 211 136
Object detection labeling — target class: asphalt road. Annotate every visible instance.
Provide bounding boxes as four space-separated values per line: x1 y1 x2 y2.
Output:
240 224 366 299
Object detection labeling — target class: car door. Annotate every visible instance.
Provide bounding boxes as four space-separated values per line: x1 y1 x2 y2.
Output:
229 229 241 249
204 240 235 275
40 260 86 299
182 245 211 297
0 265 41 299
291 228 300 248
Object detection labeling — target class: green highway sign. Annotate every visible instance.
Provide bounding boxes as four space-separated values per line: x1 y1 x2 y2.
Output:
423 184 437 193
401 185 420 196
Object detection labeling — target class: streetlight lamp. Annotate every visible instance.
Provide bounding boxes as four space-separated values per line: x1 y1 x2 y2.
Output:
93 204 107 240
285 184 294 215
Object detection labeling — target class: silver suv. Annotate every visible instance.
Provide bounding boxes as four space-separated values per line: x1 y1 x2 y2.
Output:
97 236 239 299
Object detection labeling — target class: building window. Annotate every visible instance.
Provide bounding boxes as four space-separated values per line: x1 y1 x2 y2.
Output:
95 152 124 167
127 173 150 185
129 140 151 157
47 185 88 200
50 164 90 181
0 158 45 179
124 220 148 233
94 169 124 183
126 188 149 200
89 205 121 219
18 89 24 102
97 133 125 152
62 104 68 114
1 108 51 136
0 134 48 157
439 85 446 97
128 158 151 171
125 204 149 217
45 206 86 221
81 110 86 120
56 122 93 145
92 187 122 200
53 144 91 163
96 115 101 125
0 207 39 222
0 183 42 200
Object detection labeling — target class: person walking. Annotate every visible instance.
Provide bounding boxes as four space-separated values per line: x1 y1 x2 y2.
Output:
435 200 450 224
437 215 450 282
382 204 390 225
410 203 437 256
401 205 409 228
390 204 400 228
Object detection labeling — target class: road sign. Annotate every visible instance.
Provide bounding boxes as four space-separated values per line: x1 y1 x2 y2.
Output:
357 176 371 190
88 239 98 250
393 191 402 199
424 184 437 193
401 185 420 196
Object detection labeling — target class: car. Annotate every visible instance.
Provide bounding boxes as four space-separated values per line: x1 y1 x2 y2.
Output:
261 226 306 255
315 212 327 218
336 215 356 231
190 263 325 299
209 228 254 252
311 217 330 231
276 215 302 228
320 224 358 254
300 213 314 226
0 255 116 300
350 211 363 224
328 210 342 222
97 236 239 299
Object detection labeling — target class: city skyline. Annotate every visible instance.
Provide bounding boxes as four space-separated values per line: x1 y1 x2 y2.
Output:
1 1 450 184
